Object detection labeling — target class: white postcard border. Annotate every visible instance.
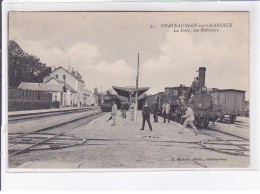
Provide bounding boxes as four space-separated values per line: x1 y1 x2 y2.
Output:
1 0 260 190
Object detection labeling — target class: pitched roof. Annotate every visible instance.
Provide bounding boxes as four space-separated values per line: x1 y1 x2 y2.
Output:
51 66 84 83
44 77 77 93
18 82 64 92
211 89 245 93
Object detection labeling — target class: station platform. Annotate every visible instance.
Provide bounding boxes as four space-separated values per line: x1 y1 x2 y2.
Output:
81 110 204 142
12 110 250 169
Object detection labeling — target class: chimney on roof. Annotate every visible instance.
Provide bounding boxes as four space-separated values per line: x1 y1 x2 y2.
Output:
198 67 206 89
51 65 56 72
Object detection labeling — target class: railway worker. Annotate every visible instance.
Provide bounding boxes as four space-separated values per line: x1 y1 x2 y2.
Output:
111 100 118 126
130 100 135 121
140 101 153 131
121 103 127 119
162 101 171 123
152 102 159 123
179 105 200 136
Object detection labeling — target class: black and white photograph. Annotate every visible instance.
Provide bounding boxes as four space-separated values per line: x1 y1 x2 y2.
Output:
6 11 250 169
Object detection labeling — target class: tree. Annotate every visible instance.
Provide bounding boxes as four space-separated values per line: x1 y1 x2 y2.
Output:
8 40 51 88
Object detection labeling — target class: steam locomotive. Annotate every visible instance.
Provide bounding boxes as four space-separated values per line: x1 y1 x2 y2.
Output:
99 92 123 112
100 92 115 112
186 67 222 127
147 67 222 128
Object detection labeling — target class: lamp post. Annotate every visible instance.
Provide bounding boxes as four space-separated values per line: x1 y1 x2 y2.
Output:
63 75 66 106
134 53 140 121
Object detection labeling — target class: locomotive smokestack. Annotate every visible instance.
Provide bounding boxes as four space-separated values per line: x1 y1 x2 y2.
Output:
198 67 206 89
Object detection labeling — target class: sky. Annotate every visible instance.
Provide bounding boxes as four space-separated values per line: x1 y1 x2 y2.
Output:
9 12 249 100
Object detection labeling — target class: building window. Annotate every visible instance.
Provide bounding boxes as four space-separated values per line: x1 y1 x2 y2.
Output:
56 75 58 79
63 75 66 80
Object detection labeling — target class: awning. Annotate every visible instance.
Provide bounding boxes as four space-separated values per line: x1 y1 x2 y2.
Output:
112 86 150 100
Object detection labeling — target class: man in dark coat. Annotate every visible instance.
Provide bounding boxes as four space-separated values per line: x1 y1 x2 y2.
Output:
152 102 159 123
121 103 127 119
140 101 152 131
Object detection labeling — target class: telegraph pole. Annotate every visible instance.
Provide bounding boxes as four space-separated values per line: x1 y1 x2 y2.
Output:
135 53 140 121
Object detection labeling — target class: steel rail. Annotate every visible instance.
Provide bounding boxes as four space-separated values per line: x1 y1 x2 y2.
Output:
8 112 103 152
201 127 249 141
158 115 249 156
9 132 65 156
8 107 93 122
198 131 249 156
9 135 86 152
9 111 103 140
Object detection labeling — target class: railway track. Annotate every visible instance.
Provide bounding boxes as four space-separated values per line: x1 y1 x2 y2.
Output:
8 110 105 156
198 127 249 157
158 115 249 156
8 107 95 123
9 113 249 158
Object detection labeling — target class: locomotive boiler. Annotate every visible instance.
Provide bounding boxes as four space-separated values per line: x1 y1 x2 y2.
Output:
187 67 222 127
100 92 115 112
100 92 122 112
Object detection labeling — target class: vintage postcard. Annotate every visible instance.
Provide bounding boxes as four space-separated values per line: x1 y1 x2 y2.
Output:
7 11 249 169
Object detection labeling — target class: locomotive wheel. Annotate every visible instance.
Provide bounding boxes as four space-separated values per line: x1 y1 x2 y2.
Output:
219 116 223 123
230 115 235 123
194 120 200 128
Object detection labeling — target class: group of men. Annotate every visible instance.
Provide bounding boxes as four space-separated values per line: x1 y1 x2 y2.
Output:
150 101 171 124
110 100 200 136
110 100 136 125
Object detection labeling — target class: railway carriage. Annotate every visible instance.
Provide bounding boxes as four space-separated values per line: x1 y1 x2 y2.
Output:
211 89 245 123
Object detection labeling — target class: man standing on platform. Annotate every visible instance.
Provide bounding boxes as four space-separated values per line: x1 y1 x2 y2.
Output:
152 101 159 123
121 103 127 119
130 100 135 121
140 101 152 131
111 100 117 126
162 101 171 123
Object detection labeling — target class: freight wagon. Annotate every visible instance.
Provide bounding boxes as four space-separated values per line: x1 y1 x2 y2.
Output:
210 89 245 123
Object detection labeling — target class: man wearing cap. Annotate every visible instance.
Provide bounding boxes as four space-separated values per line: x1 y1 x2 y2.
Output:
140 101 152 131
152 101 159 123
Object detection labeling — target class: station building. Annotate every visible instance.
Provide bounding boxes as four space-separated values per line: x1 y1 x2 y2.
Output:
43 66 85 107
18 66 85 107
17 82 76 106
